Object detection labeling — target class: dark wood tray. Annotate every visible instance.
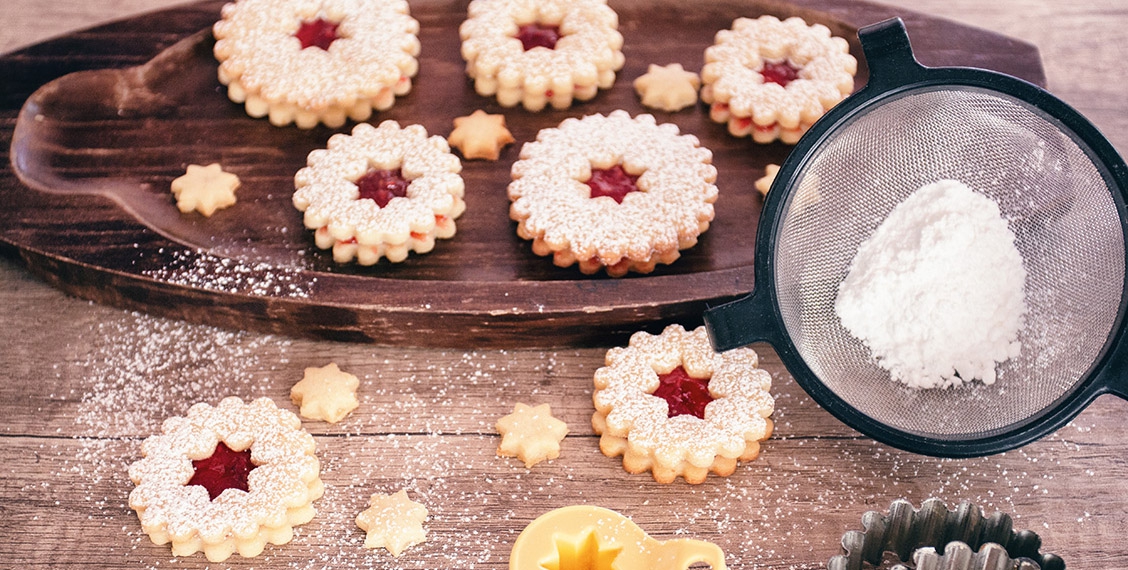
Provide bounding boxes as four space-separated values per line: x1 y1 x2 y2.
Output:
0 0 1043 347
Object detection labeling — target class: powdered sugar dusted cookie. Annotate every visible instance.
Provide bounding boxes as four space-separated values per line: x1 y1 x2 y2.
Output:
508 111 718 277
213 0 420 129
459 0 625 111
496 402 569 468
592 324 774 484
290 362 360 423
356 489 428 556
701 15 856 143
127 397 324 562
292 120 466 265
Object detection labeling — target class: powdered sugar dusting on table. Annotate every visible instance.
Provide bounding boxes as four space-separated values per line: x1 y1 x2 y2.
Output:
34 309 1105 569
835 179 1028 389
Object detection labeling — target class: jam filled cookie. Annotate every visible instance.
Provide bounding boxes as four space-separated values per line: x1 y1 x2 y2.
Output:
592 324 775 484
508 111 718 277
127 397 324 562
459 0 625 111
701 15 857 143
292 120 466 265
213 0 421 129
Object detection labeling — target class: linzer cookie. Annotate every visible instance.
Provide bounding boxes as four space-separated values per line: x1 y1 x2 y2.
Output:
508 111 718 277
459 0 625 111
127 397 324 562
292 120 465 265
701 15 856 143
213 0 421 129
592 324 775 484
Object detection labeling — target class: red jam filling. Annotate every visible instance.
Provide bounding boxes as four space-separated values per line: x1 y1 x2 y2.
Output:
187 441 256 500
760 61 800 87
516 23 561 51
357 168 409 208
586 165 640 204
295 18 340 51
652 366 714 419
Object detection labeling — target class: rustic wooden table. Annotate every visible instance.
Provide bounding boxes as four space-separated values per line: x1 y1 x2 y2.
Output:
2 1 1126 569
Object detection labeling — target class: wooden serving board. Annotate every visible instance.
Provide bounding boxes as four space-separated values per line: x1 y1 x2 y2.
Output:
0 0 1044 347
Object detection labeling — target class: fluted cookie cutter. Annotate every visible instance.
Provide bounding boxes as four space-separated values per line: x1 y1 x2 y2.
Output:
509 505 726 570
828 498 1064 570
909 541 1055 570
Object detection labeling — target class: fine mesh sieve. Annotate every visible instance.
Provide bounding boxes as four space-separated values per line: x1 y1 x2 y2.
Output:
703 18 1128 457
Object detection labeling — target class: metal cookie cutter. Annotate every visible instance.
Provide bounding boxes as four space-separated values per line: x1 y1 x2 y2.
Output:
828 498 1064 570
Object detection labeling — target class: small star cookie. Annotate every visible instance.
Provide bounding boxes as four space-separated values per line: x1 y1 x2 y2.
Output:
356 489 428 556
447 110 516 160
755 163 780 197
290 363 360 424
170 163 240 216
633 63 701 112
496 403 569 468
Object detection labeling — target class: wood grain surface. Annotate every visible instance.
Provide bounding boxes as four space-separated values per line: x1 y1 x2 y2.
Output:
2 1 1127 569
0 0 1046 347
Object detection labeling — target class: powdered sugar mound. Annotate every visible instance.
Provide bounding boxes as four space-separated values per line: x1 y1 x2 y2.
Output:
835 179 1027 389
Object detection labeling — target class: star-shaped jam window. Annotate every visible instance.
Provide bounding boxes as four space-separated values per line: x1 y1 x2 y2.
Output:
290 362 360 424
496 402 569 468
633 63 702 112
447 109 516 161
356 489 429 556
170 163 240 217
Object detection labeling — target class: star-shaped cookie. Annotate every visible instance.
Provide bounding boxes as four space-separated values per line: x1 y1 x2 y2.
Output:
496 402 569 468
633 63 701 112
755 163 780 197
356 489 428 556
290 363 360 424
447 110 515 160
170 163 240 216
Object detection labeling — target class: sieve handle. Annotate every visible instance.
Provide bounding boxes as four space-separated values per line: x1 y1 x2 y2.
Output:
703 288 783 351
858 18 928 92
1092 328 1128 401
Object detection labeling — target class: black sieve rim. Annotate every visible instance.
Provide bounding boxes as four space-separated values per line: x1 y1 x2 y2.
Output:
703 18 1128 457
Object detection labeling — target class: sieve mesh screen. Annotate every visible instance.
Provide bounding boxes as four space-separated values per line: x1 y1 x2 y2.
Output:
774 87 1125 438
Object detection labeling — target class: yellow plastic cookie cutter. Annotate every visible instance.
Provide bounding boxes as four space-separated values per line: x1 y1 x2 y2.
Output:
509 505 727 570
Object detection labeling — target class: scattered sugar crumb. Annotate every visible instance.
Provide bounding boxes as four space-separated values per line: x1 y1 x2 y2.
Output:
38 312 1109 569
141 248 315 298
